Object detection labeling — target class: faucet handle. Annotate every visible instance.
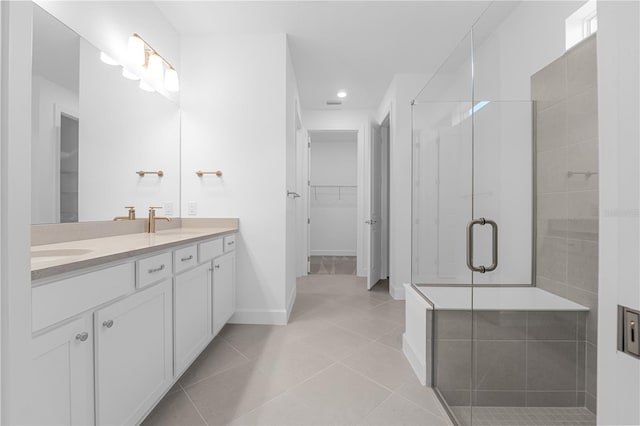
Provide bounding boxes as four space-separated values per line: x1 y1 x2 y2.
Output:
148 206 163 211
125 206 136 220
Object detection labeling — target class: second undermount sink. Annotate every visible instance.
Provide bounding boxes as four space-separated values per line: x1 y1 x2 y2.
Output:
32 248 93 260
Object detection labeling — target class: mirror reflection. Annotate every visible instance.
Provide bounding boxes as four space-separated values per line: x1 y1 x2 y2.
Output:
31 5 181 225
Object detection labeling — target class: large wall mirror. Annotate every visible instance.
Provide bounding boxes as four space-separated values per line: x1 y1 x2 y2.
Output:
31 4 181 224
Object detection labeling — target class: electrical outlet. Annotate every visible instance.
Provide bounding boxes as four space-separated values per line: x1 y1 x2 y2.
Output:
187 201 198 216
164 202 174 217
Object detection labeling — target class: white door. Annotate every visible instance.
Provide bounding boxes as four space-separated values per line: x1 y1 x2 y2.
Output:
367 123 382 290
30 316 94 425
213 252 236 335
174 263 212 376
94 280 173 426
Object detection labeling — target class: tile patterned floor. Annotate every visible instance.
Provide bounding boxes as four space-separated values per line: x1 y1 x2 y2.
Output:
450 406 596 426
143 275 452 426
309 256 357 275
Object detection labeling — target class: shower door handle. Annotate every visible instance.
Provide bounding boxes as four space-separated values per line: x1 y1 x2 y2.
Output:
466 218 498 273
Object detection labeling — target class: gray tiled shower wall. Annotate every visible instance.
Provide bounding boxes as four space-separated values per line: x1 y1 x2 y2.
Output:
433 310 587 408
532 34 599 414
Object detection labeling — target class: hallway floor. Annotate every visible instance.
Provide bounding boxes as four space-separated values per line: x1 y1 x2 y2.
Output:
143 274 451 425
309 256 357 275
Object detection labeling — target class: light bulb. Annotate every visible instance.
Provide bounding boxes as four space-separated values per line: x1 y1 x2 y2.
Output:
337 91 347 98
127 35 145 65
100 52 118 66
139 80 155 92
148 53 164 83
121 67 140 80
164 68 179 92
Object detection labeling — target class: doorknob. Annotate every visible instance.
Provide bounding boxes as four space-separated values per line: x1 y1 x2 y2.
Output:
365 220 377 225
287 191 301 199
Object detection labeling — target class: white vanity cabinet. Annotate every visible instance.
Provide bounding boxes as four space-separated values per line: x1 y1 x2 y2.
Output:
30 316 94 425
30 230 237 426
213 251 236 335
94 279 173 426
174 262 212 376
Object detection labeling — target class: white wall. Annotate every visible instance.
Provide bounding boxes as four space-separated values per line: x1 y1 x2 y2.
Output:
309 135 357 256
31 76 78 224
597 1 640 424
1 3 34 423
78 39 180 221
302 109 371 275
180 33 291 325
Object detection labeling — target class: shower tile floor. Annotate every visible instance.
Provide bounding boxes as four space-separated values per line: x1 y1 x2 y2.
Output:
309 255 357 275
451 406 596 426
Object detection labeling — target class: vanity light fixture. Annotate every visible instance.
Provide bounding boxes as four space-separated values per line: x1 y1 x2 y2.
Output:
127 34 146 65
164 68 179 92
337 91 347 98
127 33 180 93
100 52 119 66
122 67 140 81
148 53 164 83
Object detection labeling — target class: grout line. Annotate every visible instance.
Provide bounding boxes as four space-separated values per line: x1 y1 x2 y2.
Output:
219 335 251 362
181 386 210 426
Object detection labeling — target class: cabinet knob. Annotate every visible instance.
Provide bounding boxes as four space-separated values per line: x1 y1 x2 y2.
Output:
103 320 114 328
214 264 220 269
75 332 89 342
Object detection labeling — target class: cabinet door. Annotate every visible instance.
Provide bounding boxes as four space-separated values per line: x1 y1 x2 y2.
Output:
94 280 172 426
30 316 94 425
213 252 235 335
174 262 212 375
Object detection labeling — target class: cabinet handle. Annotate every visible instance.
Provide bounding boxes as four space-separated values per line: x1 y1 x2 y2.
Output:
227 241 235 246
75 332 89 342
214 264 220 269
180 255 193 262
103 320 114 328
148 264 165 274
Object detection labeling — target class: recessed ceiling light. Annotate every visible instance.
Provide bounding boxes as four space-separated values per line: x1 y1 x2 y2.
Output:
337 91 347 98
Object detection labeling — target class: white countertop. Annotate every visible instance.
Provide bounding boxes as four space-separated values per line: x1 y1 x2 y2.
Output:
31 226 237 281
413 285 589 311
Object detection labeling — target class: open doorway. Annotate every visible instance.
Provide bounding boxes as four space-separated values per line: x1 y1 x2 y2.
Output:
307 130 358 275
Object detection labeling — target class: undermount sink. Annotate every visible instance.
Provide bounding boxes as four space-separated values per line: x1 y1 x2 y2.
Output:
32 248 93 260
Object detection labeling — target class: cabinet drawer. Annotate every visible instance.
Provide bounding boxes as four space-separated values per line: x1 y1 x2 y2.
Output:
32 263 134 332
199 238 223 262
223 234 236 252
137 252 172 289
174 245 198 274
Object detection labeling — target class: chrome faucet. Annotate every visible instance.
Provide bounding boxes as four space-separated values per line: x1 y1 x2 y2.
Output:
147 206 171 233
114 206 136 221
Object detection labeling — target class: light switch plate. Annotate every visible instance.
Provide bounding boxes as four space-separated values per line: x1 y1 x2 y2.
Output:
187 201 197 216
164 202 174 217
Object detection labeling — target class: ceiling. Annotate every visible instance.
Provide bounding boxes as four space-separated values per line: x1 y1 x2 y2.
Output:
156 1 492 110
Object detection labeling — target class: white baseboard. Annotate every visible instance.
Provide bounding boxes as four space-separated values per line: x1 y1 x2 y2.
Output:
390 282 406 300
403 333 427 386
310 250 357 256
285 288 297 323
229 308 288 325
